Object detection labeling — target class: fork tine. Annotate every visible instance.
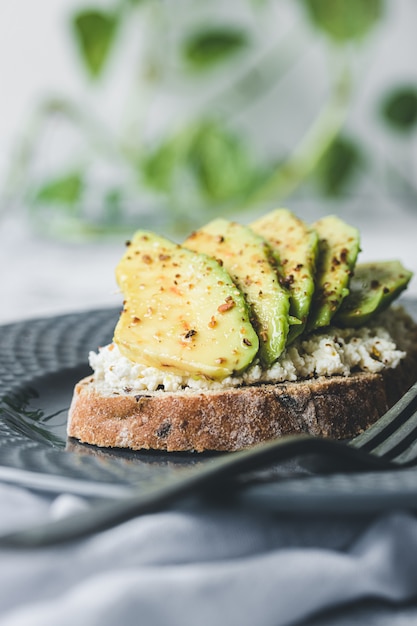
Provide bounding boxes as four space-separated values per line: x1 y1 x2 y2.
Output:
350 381 417 454
386 413 417 465
367 409 417 462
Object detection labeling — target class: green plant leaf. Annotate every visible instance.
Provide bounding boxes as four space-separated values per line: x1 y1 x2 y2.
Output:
182 27 249 70
300 0 383 42
34 173 83 207
314 135 363 197
189 122 257 201
72 9 118 78
142 121 261 204
141 130 192 193
380 86 417 133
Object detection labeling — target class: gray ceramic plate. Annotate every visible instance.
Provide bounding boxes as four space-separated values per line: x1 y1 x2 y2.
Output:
1 302 417 512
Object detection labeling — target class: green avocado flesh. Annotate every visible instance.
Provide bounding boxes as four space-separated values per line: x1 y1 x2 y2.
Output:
251 208 319 343
114 231 259 379
307 215 360 332
334 261 413 327
112 211 412 379
184 218 290 366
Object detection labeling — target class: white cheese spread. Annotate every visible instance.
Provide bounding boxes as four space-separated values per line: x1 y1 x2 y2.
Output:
90 307 413 393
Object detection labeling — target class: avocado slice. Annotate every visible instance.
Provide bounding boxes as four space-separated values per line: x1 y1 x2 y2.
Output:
251 208 319 343
184 218 290 366
114 231 259 379
334 260 413 327
307 215 360 331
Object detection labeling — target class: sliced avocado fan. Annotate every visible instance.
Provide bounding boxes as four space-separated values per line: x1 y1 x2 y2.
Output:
112 212 413 380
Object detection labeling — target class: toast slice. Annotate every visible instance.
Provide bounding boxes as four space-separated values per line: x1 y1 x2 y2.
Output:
67 348 417 452
66 206 417 453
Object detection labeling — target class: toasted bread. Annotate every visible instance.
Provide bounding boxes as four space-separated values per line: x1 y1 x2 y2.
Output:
67 344 417 452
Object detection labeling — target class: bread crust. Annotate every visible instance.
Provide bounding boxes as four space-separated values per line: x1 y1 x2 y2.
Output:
67 351 417 452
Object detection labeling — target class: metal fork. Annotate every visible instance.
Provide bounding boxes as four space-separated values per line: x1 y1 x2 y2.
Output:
1 381 417 549
349 381 417 464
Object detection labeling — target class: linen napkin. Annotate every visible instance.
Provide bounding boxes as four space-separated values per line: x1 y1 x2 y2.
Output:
1 482 417 626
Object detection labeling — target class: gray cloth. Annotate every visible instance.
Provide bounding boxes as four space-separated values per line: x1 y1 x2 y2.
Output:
1 483 417 626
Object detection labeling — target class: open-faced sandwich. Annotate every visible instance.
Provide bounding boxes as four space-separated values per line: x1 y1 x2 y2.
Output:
67 209 417 452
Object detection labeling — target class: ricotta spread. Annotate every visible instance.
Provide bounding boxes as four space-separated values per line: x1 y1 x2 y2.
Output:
90 307 414 393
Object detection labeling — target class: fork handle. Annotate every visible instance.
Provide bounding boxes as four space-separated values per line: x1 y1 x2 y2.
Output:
0 435 396 549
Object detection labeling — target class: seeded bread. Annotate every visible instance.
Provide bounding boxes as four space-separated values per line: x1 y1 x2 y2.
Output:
67 348 417 452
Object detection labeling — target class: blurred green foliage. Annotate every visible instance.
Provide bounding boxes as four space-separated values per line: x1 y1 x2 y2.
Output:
34 172 83 208
182 27 249 70
6 0 417 238
72 9 119 78
381 86 417 133
314 136 363 197
300 0 383 42
142 120 263 204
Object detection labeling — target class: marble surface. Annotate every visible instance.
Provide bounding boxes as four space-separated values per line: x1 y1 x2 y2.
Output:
1 213 124 325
